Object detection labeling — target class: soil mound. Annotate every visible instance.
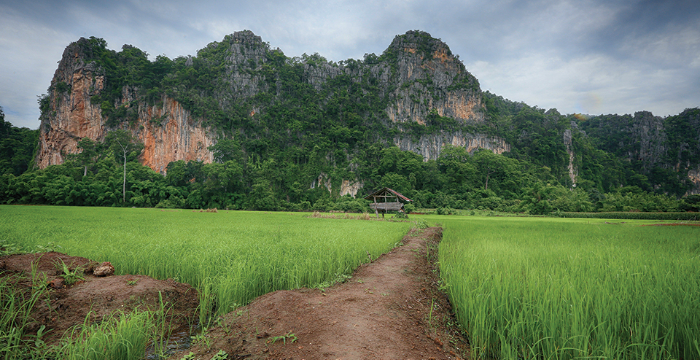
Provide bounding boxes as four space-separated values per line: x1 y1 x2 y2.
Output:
171 227 469 360
0 252 198 345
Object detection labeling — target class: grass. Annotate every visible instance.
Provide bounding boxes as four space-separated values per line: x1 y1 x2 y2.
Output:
0 268 50 359
435 216 700 360
0 206 411 322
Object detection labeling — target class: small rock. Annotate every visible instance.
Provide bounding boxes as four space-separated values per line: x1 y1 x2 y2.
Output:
93 262 115 277
49 278 64 289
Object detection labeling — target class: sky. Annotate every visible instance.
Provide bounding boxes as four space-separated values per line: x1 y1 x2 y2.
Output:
1 0 699 129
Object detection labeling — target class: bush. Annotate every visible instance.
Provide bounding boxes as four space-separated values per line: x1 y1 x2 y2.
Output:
403 203 415 214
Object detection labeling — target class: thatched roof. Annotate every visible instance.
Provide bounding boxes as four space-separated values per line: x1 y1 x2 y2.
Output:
364 187 412 202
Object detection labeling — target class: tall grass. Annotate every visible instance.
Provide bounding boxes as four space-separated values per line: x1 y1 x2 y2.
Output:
0 262 49 359
437 216 700 360
59 310 155 360
0 206 411 321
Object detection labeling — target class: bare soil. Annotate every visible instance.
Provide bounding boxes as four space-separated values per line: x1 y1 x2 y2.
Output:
170 227 470 360
0 251 199 346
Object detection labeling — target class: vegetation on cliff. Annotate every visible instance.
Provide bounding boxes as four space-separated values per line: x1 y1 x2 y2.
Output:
2 31 700 213
0 106 38 176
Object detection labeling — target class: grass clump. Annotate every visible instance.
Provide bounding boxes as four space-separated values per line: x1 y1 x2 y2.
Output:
0 263 50 359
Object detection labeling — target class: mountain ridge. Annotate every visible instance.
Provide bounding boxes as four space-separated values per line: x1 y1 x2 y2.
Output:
30 30 700 199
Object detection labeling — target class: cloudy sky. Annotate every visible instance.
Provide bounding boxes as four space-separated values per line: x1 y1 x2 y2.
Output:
1 0 698 129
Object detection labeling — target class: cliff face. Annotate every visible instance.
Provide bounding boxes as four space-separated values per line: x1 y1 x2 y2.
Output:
37 39 216 173
36 31 504 174
563 128 578 186
394 132 510 161
627 111 667 171
580 109 700 194
384 32 484 125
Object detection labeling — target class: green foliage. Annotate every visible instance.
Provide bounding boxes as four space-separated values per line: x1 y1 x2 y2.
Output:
54 82 71 94
59 309 158 360
56 259 85 286
4 33 698 213
0 106 39 176
270 332 297 345
0 266 50 359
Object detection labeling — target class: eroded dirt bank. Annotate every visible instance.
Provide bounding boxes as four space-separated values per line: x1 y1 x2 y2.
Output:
171 227 469 360
0 252 199 346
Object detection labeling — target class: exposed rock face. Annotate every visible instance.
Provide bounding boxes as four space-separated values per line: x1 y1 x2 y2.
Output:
580 109 700 194
563 128 578 187
310 174 363 198
385 31 485 125
689 169 700 195
136 97 215 174
627 111 667 171
37 46 105 168
36 39 216 173
394 131 510 161
36 31 504 173
340 180 364 198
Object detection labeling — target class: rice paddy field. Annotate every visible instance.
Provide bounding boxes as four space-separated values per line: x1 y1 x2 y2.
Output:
434 216 700 360
0 206 412 319
3 206 700 360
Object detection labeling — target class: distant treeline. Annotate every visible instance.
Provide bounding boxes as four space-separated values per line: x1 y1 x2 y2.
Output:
1 111 698 214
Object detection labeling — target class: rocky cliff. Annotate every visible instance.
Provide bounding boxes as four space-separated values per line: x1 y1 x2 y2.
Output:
580 109 700 195
36 30 505 173
37 39 215 173
394 131 510 160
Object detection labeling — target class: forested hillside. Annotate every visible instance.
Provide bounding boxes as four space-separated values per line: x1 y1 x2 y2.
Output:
1 30 699 213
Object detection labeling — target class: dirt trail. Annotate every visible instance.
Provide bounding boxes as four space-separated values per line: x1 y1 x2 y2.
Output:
172 227 469 360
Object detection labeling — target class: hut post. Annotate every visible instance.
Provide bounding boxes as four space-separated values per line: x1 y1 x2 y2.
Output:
373 195 379 218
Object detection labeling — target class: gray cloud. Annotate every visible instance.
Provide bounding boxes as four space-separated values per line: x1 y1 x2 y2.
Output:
1 0 698 129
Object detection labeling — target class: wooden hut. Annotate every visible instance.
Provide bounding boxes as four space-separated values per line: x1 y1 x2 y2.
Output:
364 187 412 218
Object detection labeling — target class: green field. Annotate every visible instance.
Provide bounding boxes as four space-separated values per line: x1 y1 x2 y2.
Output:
3 207 699 360
0 206 412 319
435 216 700 360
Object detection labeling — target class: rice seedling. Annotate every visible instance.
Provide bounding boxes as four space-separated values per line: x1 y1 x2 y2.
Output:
436 216 700 360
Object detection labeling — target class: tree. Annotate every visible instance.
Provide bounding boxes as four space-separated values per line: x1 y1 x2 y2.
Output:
68 137 102 176
105 130 143 203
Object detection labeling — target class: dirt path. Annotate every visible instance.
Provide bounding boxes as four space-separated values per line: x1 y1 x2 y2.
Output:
171 227 469 360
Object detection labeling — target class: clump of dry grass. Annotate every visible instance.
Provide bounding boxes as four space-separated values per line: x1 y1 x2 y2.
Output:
309 212 374 220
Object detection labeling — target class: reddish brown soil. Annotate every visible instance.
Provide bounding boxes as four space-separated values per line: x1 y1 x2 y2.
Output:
0 252 199 345
170 227 469 360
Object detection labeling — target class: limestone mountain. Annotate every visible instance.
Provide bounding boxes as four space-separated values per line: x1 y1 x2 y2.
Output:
33 30 699 197
37 31 506 177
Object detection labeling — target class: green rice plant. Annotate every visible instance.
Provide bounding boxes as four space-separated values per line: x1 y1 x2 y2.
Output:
436 216 700 360
59 309 155 360
0 262 50 359
0 206 411 323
